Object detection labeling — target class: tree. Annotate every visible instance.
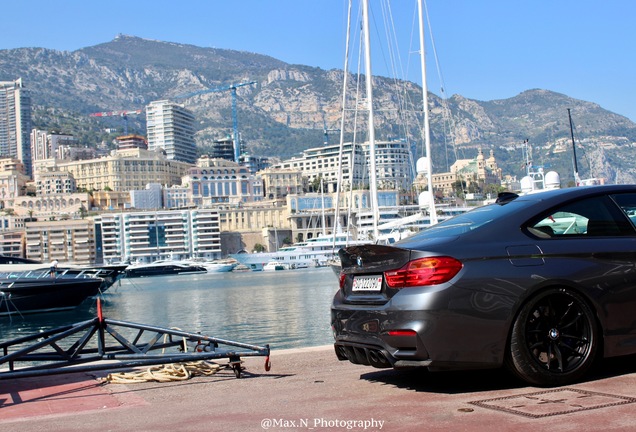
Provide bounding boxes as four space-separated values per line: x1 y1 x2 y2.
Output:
310 175 330 193
483 183 505 199
25 209 36 222
452 180 466 199
253 243 266 253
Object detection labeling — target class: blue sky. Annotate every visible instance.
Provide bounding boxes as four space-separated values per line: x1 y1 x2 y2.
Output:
3 0 635 121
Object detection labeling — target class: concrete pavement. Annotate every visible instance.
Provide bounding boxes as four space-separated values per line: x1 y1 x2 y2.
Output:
1 345 636 431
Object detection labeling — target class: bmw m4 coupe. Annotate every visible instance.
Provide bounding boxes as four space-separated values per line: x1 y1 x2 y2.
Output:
332 185 636 386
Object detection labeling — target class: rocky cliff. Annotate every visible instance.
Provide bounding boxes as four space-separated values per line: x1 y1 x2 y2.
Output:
1 35 635 184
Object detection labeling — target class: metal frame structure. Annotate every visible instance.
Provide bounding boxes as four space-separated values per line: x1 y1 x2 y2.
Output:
0 300 270 379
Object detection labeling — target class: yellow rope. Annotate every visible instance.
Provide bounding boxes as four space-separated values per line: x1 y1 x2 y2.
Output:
102 328 245 384
104 360 227 384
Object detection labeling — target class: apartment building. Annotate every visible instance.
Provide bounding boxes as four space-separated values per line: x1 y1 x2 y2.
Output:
0 157 29 207
56 147 192 192
0 229 26 258
218 204 289 234
35 170 76 195
31 129 77 161
272 141 364 193
271 140 412 193
369 140 414 190
130 183 163 209
25 219 96 264
0 79 32 177
239 153 269 175
116 134 148 150
146 100 197 164
99 209 223 264
258 168 304 199
163 186 190 209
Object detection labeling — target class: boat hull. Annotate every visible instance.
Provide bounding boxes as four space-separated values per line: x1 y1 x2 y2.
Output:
125 264 208 278
202 263 237 273
0 277 102 316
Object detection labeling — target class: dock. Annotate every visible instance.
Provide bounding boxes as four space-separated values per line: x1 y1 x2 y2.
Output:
1 345 636 431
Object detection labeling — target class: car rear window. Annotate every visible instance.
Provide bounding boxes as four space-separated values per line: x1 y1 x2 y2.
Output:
407 201 526 240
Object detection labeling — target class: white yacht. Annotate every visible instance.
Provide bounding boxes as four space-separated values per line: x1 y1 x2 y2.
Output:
262 261 290 271
229 233 367 271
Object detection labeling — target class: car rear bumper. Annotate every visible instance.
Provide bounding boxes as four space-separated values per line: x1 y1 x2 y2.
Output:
331 287 511 371
333 341 433 369
331 305 433 368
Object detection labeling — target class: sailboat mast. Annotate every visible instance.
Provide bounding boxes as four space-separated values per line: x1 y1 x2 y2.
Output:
567 108 580 186
362 0 380 240
320 177 327 237
418 0 437 224
332 0 353 248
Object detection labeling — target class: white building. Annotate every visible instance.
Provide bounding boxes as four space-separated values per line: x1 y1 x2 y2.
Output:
130 183 163 209
35 170 77 196
272 142 363 193
271 140 413 193
163 185 190 209
146 100 197 164
182 158 263 206
367 140 414 191
99 209 222 263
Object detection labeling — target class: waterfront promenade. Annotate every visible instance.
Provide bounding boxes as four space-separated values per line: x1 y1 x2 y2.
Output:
1 345 636 431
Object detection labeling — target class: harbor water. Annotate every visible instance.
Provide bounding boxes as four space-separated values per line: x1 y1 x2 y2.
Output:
0 267 339 350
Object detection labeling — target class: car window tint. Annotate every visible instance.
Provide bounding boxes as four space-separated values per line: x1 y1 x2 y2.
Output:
610 193 636 228
527 194 634 238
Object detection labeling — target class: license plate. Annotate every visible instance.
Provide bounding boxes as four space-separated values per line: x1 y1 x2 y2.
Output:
352 275 383 292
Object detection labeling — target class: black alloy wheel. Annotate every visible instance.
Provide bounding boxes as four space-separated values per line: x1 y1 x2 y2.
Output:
507 288 598 386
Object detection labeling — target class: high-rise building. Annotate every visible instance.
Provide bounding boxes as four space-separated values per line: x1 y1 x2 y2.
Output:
146 100 197 164
0 79 32 177
31 129 77 161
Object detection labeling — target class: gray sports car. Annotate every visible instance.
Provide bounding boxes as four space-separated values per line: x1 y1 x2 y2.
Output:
331 184 636 386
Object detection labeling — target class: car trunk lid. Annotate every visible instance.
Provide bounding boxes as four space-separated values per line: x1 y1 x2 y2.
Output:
338 244 413 304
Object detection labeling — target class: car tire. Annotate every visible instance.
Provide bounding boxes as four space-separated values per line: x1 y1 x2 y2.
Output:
506 287 598 387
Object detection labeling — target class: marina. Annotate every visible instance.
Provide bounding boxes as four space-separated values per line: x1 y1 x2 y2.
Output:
0 266 339 351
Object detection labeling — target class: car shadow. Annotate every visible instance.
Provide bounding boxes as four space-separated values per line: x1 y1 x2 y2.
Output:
360 367 524 394
585 353 636 382
359 353 636 394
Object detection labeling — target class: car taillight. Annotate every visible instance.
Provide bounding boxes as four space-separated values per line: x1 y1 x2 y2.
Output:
384 256 462 288
387 330 417 337
339 271 346 289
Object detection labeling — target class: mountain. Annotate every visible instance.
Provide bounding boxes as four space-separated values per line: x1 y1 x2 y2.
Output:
1 35 635 184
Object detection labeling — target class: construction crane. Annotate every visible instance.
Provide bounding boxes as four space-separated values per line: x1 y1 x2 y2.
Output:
323 120 340 145
89 109 143 135
175 81 257 163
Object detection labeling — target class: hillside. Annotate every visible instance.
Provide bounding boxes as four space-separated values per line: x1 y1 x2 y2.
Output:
1 35 635 184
